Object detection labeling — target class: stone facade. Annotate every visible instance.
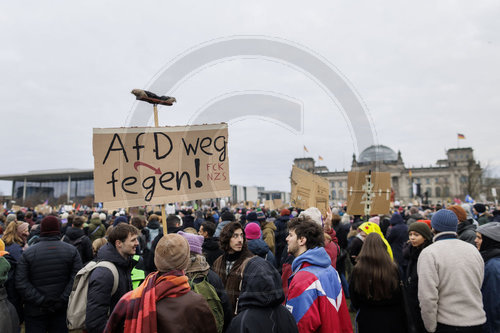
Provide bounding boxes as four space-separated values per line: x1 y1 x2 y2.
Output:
294 146 482 204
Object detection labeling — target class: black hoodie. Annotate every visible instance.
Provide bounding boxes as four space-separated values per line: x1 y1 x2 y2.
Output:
227 257 298 333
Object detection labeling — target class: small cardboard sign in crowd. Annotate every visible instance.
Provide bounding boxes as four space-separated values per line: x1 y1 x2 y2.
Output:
93 123 230 209
290 165 330 215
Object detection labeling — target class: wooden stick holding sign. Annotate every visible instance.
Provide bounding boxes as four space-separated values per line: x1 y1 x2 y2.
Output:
132 89 177 233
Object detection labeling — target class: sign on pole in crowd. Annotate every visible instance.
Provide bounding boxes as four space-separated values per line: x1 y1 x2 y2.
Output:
346 171 391 216
93 123 230 210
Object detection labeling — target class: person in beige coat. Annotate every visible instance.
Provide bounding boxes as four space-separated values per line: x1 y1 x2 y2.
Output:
417 209 486 333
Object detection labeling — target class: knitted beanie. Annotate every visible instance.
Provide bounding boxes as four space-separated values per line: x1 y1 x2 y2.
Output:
431 209 458 233
221 211 235 222
99 213 107 221
40 216 61 236
246 212 258 222
473 203 486 214
299 207 323 227
280 209 291 216
6 214 16 225
113 216 128 227
91 212 100 220
178 231 204 254
245 222 261 240
408 221 433 241
154 234 190 272
447 205 467 222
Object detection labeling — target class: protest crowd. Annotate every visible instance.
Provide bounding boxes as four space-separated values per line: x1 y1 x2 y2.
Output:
0 201 499 333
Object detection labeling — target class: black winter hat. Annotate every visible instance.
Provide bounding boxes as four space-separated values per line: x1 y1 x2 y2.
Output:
221 211 235 222
474 203 486 214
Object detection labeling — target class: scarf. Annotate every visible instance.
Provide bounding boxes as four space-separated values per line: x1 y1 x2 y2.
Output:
123 271 190 333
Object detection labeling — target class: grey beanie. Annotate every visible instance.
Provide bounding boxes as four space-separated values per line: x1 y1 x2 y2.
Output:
431 209 458 233
476 222 500 242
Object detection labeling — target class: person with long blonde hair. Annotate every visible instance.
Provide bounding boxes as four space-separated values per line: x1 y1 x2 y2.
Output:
349 232 406 333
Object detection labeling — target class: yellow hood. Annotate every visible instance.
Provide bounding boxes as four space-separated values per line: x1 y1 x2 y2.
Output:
358 222 394 260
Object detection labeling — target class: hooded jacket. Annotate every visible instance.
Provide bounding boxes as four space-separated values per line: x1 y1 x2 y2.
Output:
227 257 298 333
87 217 106 242
214 220 231 238
0 256 19 333
63 226 93 264
457 220 476 246
274 215 290 269
386 213 409 266
248 238 276 267
286 247 352 333
86 243 137 333
202 237 224 267
261 220 277 254
358 222 394 260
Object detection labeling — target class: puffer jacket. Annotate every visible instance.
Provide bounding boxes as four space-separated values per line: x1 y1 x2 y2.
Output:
87 217 106 242
248 238 276 267
86 243 137 333
15 235 82 317
227 257 298 333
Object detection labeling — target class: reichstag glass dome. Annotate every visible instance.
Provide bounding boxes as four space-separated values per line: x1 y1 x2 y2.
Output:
358 145 398 163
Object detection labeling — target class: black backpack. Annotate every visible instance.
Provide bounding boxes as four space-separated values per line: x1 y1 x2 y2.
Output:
62 234 86 256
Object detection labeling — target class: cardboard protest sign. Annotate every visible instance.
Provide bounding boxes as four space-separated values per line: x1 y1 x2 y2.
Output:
347 171 391 215
265 200 274 210
290 165 329 215
273 198 284 209
11 205 21 212
93 124 230 209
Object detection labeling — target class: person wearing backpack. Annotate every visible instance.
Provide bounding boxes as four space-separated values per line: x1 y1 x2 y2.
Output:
86 224 139 333
178 230 232 332
87 213 106 242
63 216 93 264
104 233 218 332
16 216 82 333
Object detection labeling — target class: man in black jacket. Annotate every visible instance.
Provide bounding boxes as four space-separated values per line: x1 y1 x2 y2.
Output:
85 223 139 333
16 216 82 333
62 216 93 264
199 220 223 266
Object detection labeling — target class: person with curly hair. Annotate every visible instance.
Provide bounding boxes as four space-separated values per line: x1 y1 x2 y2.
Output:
212 221 254 314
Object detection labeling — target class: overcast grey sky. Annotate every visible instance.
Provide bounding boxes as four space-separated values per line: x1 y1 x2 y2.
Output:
1 1 499 195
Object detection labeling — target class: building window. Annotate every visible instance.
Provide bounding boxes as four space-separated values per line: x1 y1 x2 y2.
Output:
425 188 432 197
435 187 441 197
331 190 336 199
338 189 344 200
444 187 450 197
426 178 430 184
